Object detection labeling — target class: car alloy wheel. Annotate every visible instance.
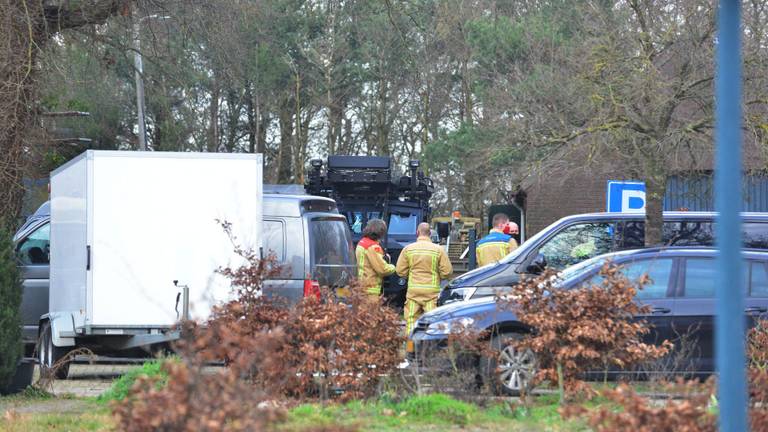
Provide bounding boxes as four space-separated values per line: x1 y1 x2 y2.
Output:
496 343 536 394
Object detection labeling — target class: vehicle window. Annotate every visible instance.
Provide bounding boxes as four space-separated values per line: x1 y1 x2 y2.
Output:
586 258 673 300
744 223 768 249
16 222 50 265
367 212 381 221
263 220 286 262
683 258 716 298
310 219 354 266
664 221 715 246
616 221 644 249
388 213 418 235
310 218 355 286
750 261 768 297
346 211 363 235
537 223 614 270
619 220 718 247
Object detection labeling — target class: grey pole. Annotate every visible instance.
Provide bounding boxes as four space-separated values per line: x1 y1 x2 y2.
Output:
468 229 477 271
133 18 148 151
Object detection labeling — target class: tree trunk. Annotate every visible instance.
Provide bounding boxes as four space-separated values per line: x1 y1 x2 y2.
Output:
245 84 256 154
460 59 473 126
207 77 220 152
0 0 128 222
293 71 305 184
277 103 294 183
0 0 46 223
645 174 666 246
377 78 389 155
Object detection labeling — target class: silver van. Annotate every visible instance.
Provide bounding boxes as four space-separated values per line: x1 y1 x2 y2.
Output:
262 194 356 301
14 194 356 353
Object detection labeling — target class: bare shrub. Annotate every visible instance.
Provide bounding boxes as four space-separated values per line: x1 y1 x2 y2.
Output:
505 264 671 401
637 322 700 385
561 379 717 432
35 347 95 389
400 324 492 399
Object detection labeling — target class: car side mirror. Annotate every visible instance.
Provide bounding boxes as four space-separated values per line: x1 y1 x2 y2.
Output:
526 253 547 274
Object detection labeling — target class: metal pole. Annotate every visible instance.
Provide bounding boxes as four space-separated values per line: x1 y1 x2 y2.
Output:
468 229 477 271
133 18 148 151
714 1 747 430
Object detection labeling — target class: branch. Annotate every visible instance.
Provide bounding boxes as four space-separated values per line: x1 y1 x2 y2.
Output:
43 0 131 31
541 119 629 145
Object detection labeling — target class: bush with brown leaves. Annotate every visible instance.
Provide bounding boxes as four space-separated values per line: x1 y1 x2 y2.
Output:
504 264 671 401
562 379 717 432
564 319 768 432
113 227 404 430
112 321 288 432
749 320 768 432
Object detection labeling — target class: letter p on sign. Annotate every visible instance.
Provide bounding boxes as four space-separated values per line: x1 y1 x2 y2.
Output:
607 181 646 213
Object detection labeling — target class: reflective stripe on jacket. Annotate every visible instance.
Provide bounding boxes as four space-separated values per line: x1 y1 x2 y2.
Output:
396 236 453 301
476 229 519 267
355 237 396 295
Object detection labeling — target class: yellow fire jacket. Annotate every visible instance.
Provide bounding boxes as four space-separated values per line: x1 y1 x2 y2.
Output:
476 228 519 267
355 237 396 295
396 236 453 301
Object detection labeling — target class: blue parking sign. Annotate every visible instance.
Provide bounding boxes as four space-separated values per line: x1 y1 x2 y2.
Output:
607 181 646 213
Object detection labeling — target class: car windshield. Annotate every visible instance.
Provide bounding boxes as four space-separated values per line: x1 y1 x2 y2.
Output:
499 217 566 264
388 213 418 235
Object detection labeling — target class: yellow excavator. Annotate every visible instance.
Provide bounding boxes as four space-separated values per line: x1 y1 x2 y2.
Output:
431 212 482 275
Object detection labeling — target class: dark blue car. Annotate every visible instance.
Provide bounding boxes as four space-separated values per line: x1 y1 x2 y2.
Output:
412 247 768 395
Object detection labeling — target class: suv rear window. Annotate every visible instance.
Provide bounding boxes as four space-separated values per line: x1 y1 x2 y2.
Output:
619 220 768 249
618 220 716 248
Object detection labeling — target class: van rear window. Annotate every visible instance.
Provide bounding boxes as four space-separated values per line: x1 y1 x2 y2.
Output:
310 219 352 264
309 218 356 287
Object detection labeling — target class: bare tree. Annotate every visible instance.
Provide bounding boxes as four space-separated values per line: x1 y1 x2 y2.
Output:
0 0 131 221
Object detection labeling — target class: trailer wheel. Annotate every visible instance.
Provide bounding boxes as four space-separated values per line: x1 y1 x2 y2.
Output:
37 322 70 380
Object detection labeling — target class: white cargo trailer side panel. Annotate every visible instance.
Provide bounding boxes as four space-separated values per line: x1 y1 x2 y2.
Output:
50 154 89 329
89 152 262 326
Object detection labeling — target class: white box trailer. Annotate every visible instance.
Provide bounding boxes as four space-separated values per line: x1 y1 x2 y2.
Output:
42 151 262 358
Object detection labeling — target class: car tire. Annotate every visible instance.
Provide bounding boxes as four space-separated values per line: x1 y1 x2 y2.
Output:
480 332 537 396
37 322 70 380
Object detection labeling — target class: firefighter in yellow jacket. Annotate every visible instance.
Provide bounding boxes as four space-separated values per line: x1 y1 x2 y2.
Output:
355 219 396 300
476 213 519 267
397 222 453 335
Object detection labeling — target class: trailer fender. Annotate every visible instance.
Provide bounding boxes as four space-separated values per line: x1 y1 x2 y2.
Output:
39 312 76 347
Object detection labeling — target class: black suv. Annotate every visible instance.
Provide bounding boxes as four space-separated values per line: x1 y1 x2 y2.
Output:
439 212 768 305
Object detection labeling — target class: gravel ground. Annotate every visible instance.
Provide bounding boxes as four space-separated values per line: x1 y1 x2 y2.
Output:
41 363 140 398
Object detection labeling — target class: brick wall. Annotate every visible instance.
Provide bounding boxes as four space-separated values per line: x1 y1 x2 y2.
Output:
521 150 636 237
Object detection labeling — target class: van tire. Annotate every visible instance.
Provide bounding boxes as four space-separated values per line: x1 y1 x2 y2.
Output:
37 322 70 380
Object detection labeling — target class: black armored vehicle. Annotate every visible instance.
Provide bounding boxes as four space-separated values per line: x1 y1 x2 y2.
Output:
306 156 434 308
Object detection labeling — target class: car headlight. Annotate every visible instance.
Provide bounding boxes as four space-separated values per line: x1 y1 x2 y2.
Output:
425 317 475 335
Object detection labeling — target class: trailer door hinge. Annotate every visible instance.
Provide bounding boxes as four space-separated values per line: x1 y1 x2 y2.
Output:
86 245 91 270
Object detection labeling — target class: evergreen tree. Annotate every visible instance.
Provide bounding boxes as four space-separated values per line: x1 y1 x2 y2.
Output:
0 224 22 389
